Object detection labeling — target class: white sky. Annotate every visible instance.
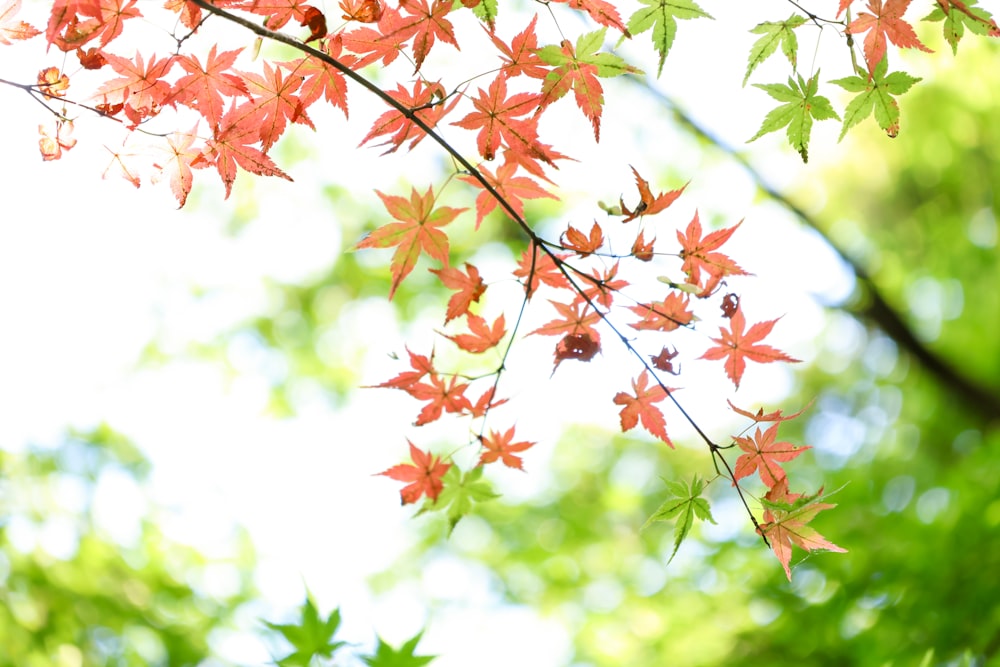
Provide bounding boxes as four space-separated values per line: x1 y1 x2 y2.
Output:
0 0 888 664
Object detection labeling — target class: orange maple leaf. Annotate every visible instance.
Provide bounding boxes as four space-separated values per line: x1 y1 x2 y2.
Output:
443 313 506 353
430 262 486 324
628 291 693 332
758 479 846 580
489 15 549 79
561 221 604 256
1 0 41 45
612 370 674 446
377 441 451 504
451 73 542 161
700 307 799 389
621 167 686 222
408 374 473 425
732 423 811 488
459 159 556 229
479 426 535 469
356 186 466 299
370 347 435 391
676 211 749 296
846 0 932 71
167 46 248 131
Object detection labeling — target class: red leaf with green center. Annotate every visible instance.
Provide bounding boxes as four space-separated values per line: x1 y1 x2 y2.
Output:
758 479 846 579
356 186 465 299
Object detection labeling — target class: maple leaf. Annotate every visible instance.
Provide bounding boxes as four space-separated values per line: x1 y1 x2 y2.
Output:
553 0 630 35
362 631 436 667
340 0 382 23
420 465 498 534
398 0 459 71
727 399 811 424
743 14 806 86
45 0 104 51
700 306 800 389
650 345 679 374
613 370 674 446
537 28 641 141
167 46 248 131
370 347 435 391
163 0 202 30
758 479 846 580
408 374 473 425
284 37 354 118
244 0 313 30
553 332 600 369
924 0 1000 53
489 15 548 79
37 66 70 99
561 221 604 256
443 313 506 353
236 61 313 151
574 261 627 309
626 0 712 76
531 300 602 341
360 79 460 154
93 51 174 125
0 0 41 44
467 386 508 418
377 441 451 504
264 597 346 666
94 0 141 47
676 212 749 296
732 423 811 488
628 291 693 332
846 0 931 72
642 475 716 562
620 167 686 222
451 73 541 161
513 245 570 296
749 71 839 163
152 129 205 208
205 106 293 198
38 119 76 161
430 262 485 324
632 230 655 261
479 426 535 469
837 0 854 17
460 160 556 228
356 186 464 298
830 58 921 139
340 6 410 68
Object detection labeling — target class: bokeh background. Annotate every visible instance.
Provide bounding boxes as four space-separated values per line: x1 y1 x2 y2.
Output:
1 1 998 665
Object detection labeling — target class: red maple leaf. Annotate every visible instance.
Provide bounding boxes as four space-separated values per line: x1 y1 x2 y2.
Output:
408 374 473 425
479 426 535 469
451 73 541 161
700 307 800 389
282 37 354 117
467 386 508 417
244 0 313 30
621 167 686 222
236 61 312 151
727 399 811 424
443 313 506 353
676 211 749 296
340 6 409 68
732 423 811 488
167 46 248 130
628 291 693 332
377 441 451 504
846 0 932 71
370 347 435 391
612 370 674 446
758 479 846 580
489 15 548 79
430 262 486 324
360 79 460 153
553 0 629 35
94 0 141 47
356 186 465 298
574 262 627 309
1 0 41 44
459 159 556 228
398 0 459 71
163 0 202 30
531 300 602 342
93 50 174 125
632 230 655 261
204 106 293 198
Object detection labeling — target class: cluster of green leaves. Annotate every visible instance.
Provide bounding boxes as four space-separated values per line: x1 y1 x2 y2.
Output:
266 596 434 667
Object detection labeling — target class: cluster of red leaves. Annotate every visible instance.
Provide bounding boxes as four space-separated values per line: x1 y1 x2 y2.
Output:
5 0 837 577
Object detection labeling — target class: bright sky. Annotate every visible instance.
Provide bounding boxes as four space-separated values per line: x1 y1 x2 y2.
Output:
0 1 864 664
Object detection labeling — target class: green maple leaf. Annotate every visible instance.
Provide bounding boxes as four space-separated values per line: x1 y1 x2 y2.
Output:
264 596 346 667
625 0 712 76
362 631 436 667
748 71 839 163
743 14 807 86
418 465 499 534
642 474 716 563
923 0 999 54
830 58 921 140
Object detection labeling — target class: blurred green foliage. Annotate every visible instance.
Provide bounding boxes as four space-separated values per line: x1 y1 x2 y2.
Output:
0 425 255 666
